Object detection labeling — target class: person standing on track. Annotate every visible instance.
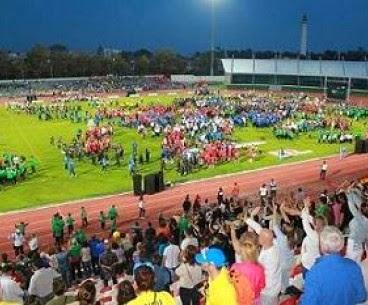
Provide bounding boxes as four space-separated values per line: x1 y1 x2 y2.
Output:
138 194 146 219
320 160 328 180
108 205 118 223
9 228 25 256
259 183 268 205
231 182 240 200
269 178 277 203
66 213 75 236
80 206 88 228
99 211 107 229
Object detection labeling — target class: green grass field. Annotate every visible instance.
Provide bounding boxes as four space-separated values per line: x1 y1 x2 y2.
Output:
0 95 366 212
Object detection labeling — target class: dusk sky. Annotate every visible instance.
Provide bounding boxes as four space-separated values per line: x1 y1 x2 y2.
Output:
1 0 367 54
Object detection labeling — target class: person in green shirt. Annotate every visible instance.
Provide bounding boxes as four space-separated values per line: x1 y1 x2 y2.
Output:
315 202 329 219
15 222 28 235
59 216 65 242
111 218 117 235
52 215 64 246
74 229 87 245
99 211 107 230
66 213 75 236
108 205 118 221
68 240 82 281
27 156 38 174
178 215 190 238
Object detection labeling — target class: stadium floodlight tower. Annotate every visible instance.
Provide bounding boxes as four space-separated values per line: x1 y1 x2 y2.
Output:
300 14 308 57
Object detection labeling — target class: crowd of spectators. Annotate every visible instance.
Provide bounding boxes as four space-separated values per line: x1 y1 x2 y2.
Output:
3 177 368 305
0 76 184 98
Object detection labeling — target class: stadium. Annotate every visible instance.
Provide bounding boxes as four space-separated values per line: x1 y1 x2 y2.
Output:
222 58 368 94
1 2 368 305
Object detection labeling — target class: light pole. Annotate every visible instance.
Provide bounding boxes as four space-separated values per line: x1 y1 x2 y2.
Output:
210 0 215 76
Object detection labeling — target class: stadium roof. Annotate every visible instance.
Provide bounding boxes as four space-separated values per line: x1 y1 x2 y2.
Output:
221 58 368 79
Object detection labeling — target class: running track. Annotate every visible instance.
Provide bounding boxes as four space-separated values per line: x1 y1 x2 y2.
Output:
1 154 368 255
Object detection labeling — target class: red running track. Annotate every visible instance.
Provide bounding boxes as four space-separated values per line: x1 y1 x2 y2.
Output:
1 154 368 254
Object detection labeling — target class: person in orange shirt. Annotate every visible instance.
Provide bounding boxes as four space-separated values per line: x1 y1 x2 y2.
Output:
231 182 240 200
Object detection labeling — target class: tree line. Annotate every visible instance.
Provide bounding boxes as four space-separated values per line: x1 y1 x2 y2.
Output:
0 44 367 80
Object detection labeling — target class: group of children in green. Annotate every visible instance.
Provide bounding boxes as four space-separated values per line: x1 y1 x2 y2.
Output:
51 205 119 245
0 152 38 185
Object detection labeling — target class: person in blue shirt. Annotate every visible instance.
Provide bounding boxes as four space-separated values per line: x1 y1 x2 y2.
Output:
89 235 104 275
301 226 366 305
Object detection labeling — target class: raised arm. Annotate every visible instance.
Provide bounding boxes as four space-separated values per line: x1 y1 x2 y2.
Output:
300 197 318 238
230 224 241 255
244 206 262 235
271 205 285 240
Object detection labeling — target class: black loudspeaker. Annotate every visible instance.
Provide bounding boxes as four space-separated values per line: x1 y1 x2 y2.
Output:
132 174 142 196
356 140 364 154
155 171 165 192
144 174 157 195
363 140 368 153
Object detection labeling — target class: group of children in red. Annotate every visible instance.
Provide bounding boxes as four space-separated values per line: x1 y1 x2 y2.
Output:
200 142 240 166
84 125 113 155
162 129 186 156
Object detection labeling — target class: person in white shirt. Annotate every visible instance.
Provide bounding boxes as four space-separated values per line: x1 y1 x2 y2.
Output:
138 195 145 219
320 160 328 180
246 208 282 305
269 179 277 203
259 184 268 205
162 239 181 277
180 228 199 251
175 245 203 305
28 258 60 305
345 185 368 263
81 242 92 278
28 234 39 253
9 229 25 256
271 205 294 293
0 265 24 304
300 197 326 277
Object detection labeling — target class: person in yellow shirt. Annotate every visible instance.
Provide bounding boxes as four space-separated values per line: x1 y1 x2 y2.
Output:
127 265 175 305
195 248 238 305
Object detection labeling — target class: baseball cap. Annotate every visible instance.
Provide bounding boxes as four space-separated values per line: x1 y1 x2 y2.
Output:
195 248 227 268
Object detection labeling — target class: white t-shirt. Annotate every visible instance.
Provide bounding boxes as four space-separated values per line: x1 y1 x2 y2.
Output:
175 263 203 289
260 187 268 197
163 244 180 269
301 208 320 270
11 233 24 247
321 163 328 171
81 247 91 262
28 268 59 298
259 245 282 297
0 275 24 304
28 237 38 251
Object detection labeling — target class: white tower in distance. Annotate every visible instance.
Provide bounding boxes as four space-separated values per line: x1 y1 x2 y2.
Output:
300 14 308 57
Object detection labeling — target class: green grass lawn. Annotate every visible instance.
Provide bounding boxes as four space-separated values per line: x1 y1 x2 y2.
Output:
0 95 366 212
